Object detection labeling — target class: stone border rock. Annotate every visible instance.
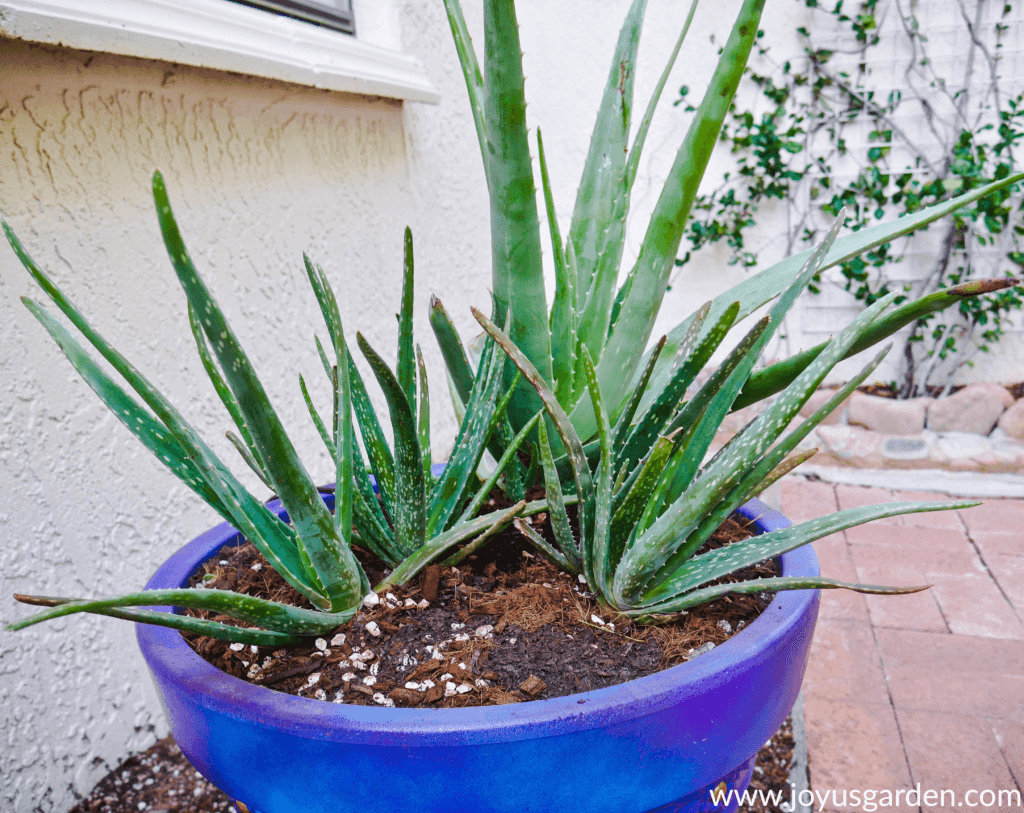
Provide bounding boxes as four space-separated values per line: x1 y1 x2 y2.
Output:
716 383 1024 475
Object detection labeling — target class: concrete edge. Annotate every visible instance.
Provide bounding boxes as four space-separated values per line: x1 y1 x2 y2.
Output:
793 465 1024 498
787 693 812 813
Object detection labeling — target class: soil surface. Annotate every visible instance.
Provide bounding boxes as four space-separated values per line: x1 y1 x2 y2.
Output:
181 514 778 708
68 719 798 813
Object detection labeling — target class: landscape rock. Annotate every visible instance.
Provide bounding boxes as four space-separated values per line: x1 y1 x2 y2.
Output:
997 398 1024 441
798 389 852 426
848 392 931 435
927 383 1014 434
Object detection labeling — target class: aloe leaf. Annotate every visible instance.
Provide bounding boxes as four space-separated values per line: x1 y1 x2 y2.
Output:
642 500 977 606
593 0 767 422
426 337 504 535
397 227 417 406
732 277 1022 411
356 332 426 557
631 291 898 601
440 0 488 184
9 588 354 635
226 431 273 490
623 0 700 193
512 518 574 571
580 349 614 597
379 502 525 588
21 298 229 517
416 345 432 486
457 411 542 526
348 354 397 516
19 296 323 607
643 172 1024 408
628 576 929 617
153 172 363 614
538 128 574 406
617 300 736 471
473 308 594 542
189 303 269 483
315 334 335 387
300 374 335 456
483 0 551 414
662 215 847 501
8 600 305 646
611 335 665 448
428 295 476 407
536 418 581 571
570 0 647 365
608 433 677 562
333 332 354 546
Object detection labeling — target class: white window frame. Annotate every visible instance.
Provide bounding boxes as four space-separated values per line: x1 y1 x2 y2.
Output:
0 0 440 103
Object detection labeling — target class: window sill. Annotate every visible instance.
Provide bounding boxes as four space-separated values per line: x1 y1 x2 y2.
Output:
0 0 440 103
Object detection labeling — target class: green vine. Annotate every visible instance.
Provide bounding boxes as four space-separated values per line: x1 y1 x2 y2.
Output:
677 0 1024 397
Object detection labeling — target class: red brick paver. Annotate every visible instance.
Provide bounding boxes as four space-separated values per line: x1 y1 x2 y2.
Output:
781 480 1024 811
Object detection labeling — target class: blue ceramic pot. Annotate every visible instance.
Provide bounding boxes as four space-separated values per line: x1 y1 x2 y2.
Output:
137 497 818 813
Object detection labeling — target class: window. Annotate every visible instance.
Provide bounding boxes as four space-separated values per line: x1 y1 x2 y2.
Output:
0 0 438 103
229 0 354 35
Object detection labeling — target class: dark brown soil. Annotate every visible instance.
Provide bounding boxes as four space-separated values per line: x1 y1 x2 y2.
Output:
180 514 778 708
67 719 797 813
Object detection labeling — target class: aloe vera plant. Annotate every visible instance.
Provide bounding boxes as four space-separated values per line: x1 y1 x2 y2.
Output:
477 218 992 617
5 172 532 645
433 0 1024 446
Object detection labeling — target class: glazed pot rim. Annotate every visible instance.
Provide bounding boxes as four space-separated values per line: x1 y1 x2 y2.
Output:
137 497 819 745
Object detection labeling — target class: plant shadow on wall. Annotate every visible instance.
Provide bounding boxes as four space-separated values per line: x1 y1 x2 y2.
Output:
678 0 1024 398
4 0 1024 811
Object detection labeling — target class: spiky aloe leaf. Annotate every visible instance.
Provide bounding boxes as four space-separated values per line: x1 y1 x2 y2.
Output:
188 303 269 484
457 411 542 526
348 355 397 518
9 588 353 635
611 335 666 444
473 308 594 545
18 295 320 607
357 332 426 557
641 501 977 607
153 172 364 614
417 345 432 486
608 433 677 564
513 518 574 571
627 576 929 618
570 0 647 366
641 172 1024 412
679 345 890 558
426 336 506 535
379 502 526 589
590 0 767 427
226 431 273 490
8 599 305 646
538 128 575 406
621 290 898 605
616 300 736 471
440 0 488 185
732 276 1022 411
660 215 847 503
580 349 614 598
397 227 417 406
429 295 475 407
482 0 551 416
535 418 581 571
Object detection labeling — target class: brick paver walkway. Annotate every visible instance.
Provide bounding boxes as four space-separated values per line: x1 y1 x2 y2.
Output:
780 479 1024 812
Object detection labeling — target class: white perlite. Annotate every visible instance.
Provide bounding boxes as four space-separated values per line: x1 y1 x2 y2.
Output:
365 621 381 637
314 638 328 651
330 633 346 647
362 592 380 608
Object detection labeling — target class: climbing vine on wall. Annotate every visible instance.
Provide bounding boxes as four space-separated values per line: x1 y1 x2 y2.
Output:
678 0 1024 397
